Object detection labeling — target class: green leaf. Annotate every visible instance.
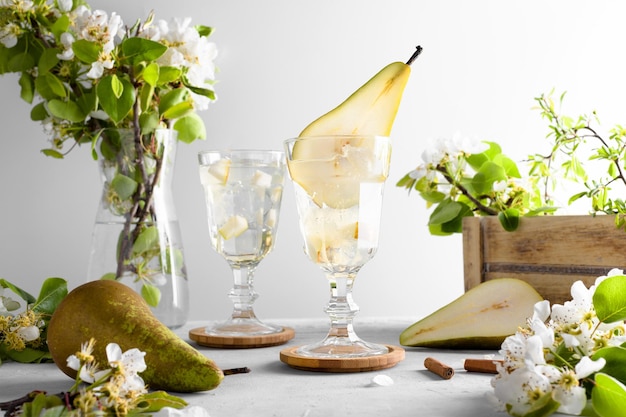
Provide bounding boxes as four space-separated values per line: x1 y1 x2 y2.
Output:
157 66 182 84
132 226 159 255
32 277 67 316
139 83 155 111
110 74 124 99
165 247 184 275
184 82 216 100
8 52 35 72
0 344 51 363
72 39 102 64
592 347 626 385
76 91 98 115
440 202 473 234
419 190 446 204
50 14 70 38
121 37 167 63
592 373 626 417
472 161 507 194
35 73 66 99
38 48 59 74
162 100 193 120
498 208 520 231
18 72 34 103
493 154 522 178
47 99 86 123
568 191 588 205
429 199 464 225
142 62 159 87
139 111 159 134
593 275 626 323
39 405 67 417
97 75 135 123
41 149 64 159
174 113 206 143
30 102 49 121
141 283 161 307
136 391 187 413
158 88 188 114
195 25 214 37
466 141 501 170
0 278 36 304
111 174 138 200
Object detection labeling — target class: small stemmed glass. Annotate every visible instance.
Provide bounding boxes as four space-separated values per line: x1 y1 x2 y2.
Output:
198 150 286 337
284 135 391 357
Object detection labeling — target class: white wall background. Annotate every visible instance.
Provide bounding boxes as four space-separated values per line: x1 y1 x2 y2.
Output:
1 0 625 324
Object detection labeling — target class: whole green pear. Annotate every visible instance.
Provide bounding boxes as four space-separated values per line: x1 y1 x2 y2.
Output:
47 280 224 392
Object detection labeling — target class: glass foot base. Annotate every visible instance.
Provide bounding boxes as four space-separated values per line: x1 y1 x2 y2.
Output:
296 337 389 358
205 317 283 337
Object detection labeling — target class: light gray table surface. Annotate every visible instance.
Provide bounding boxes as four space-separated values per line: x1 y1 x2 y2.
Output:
0 317 569 417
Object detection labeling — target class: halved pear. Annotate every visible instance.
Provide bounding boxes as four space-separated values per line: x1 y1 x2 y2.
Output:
299 50 420 137
399 278 543 349
289 47 422 209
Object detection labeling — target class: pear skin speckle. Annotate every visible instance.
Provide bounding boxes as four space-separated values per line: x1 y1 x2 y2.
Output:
48 280 224 392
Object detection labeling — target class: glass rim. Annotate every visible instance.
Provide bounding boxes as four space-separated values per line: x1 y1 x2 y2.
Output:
285 134 390 143
198 149 284 157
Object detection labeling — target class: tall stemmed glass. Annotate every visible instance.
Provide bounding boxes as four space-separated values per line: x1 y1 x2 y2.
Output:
284 135 391 357
198 150 285 336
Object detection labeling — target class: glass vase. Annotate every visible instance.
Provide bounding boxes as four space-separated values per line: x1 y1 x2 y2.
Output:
87 128 189 329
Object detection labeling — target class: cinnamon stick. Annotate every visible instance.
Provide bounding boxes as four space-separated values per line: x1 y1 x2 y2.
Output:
463 358 503 374
424 357 454 380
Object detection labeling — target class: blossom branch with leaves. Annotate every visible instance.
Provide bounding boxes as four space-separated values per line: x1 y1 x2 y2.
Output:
0 0 218 306
0 338 210 417
398 91 626 234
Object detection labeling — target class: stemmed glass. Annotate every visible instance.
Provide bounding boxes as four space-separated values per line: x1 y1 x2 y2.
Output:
284 135 391 357
198 150 285 336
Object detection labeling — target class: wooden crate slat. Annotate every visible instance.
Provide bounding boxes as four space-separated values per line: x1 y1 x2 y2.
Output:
463 215 626 303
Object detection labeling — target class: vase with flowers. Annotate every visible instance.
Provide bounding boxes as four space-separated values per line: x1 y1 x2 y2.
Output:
0 0 218 328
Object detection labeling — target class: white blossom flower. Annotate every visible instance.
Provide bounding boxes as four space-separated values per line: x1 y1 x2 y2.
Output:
106 343 147 373
57 32 75 61
57 0 73 13
408 165 427 181
66 354 81 372
16 325 39 342
86 56 114 79
493 366 552 416
493 180 507 193
0 22 21 48
143 17 217 110
79 362 110 384
106 343 147 392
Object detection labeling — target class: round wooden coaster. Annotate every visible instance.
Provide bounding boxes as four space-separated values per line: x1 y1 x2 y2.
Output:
189 326 295 349
279 345 405 372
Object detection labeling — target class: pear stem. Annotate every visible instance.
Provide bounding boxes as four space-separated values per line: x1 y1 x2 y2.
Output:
223 367 251 375
406 45 423 65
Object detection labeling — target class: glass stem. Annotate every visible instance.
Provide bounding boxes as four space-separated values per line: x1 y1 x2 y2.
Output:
324 273 360 342
228 264 259 319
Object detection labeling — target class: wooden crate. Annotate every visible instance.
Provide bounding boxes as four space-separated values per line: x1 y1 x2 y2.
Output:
462 215 626 304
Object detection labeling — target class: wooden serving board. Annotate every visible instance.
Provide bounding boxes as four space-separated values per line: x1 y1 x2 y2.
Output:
279 345 405 372
189 326 295 349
